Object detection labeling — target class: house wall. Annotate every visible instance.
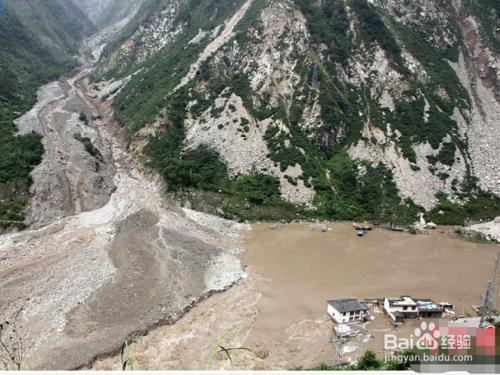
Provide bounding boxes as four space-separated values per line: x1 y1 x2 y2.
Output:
327 304 365 323
384 298 418 322
383 299 398 321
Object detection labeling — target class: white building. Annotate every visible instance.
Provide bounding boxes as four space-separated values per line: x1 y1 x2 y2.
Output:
384 296 418 323
327 298 369 324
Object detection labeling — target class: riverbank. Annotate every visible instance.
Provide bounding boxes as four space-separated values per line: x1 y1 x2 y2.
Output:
0 18 248 370
93 222 499 370
239 223 499 364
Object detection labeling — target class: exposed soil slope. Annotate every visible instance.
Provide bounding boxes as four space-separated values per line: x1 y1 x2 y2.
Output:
0 22 247 371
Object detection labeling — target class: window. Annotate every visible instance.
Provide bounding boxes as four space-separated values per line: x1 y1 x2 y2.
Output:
403 306 408 311
343 312 346 316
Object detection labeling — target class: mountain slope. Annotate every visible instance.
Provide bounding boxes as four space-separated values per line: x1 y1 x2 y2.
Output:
0 0 94 103
94 0 500 224
0 0 95 231
75 0 139 28
4 0 95 58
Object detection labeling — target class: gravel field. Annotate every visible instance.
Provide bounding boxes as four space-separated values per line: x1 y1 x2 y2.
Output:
0 22 247 370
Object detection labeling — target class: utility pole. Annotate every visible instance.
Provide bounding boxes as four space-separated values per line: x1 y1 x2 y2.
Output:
479 252 500 327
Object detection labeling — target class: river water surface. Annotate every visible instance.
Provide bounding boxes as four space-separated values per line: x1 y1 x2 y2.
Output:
92 222 500 370
240 223 499 343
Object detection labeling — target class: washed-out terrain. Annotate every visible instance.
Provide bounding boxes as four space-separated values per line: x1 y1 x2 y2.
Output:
1 0 499 371
94 223 499 370
0 21 247 371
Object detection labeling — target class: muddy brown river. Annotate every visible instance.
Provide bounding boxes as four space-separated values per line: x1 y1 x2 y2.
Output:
93 222 500 370
240 223 500 344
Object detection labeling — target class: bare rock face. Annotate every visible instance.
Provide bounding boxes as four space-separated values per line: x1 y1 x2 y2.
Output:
448 0 500 197
470 216 500 243
0 3 254 372
2 0 500 371
93 0 184 75
373 0 459 52
94 0 499 212
0 65 247 370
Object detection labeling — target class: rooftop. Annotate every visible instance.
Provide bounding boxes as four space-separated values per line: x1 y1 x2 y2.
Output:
414 298 442 311
386 296 417 306
328 298 368 313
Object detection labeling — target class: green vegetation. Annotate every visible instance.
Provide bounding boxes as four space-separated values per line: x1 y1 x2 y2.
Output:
109 0 246 133
305 350 420 371
120 341 134 371
105 0 498 226
97 0 170 68
143 91 302 221
429 190 500 226
234 0 266 35
315 152 423 223
80 0 137 29
140 0 468 225
387 93 460 163
453 229 497 244
79 112 89 125
0 1 95 232
4 0 95 55
0 104 44 232
395 24 470 112
146 88 423 223
0 6 82 103
463 0 500 54
145 137 302 221
436 142 457 166
0 120 42 232
73 133 97 157
294 0 352 64
350 0 406 71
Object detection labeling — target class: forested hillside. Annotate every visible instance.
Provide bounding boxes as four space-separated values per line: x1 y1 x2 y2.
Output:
1 0 498 230
94 0 500 225
0 0 95 231
75 0 138 28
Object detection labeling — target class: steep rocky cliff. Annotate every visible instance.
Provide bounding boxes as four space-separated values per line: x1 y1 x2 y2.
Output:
94 0 500 224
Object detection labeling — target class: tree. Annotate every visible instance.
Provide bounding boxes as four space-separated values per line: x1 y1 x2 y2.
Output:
356 350 382 370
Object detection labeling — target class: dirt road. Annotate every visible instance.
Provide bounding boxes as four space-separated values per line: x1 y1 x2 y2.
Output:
0 24 247 371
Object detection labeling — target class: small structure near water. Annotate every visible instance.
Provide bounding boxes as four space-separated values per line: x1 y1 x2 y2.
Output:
353 222 373 231
414 298 444 318
389 223 406 232
383 296 448 323
384 296 418 323
353 222 373 237
327 298 369 324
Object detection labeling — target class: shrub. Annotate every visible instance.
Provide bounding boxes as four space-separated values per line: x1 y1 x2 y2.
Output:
73 133 96 156
79 112 89 125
